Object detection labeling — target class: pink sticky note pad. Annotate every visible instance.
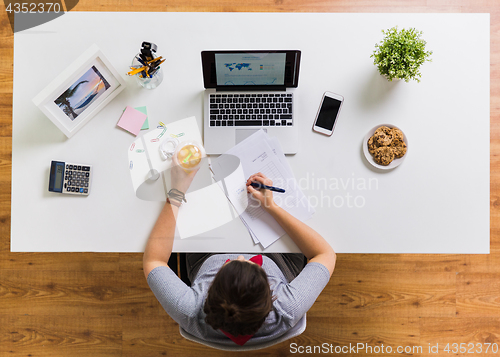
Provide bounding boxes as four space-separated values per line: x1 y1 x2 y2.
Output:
117 106 147 136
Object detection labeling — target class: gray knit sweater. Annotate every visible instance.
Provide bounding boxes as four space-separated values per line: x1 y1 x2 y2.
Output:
147 254 330 347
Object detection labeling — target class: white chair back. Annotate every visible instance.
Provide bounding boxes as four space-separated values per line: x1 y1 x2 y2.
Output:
179 314 306 351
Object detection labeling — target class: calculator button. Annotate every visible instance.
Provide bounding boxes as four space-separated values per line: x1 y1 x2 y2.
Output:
84 189 88 193
78 166 82 170
80 188 84 193
69 165 73 169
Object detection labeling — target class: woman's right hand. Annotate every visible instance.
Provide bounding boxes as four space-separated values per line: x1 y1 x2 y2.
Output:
246 172 276 211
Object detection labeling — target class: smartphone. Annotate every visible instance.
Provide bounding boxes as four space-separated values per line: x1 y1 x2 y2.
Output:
312 91 344 136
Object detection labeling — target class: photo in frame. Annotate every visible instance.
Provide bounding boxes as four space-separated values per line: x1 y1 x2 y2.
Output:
33 44 126 138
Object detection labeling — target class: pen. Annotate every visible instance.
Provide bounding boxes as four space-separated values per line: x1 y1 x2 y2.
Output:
250 182 286 193
135 56 147 66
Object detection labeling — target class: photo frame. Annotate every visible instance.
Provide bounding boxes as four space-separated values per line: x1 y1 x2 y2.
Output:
33 44 126 138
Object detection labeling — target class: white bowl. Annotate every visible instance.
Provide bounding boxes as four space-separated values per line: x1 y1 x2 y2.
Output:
363 124 408 170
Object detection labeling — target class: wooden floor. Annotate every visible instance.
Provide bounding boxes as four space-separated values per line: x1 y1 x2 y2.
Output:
1 1 499 356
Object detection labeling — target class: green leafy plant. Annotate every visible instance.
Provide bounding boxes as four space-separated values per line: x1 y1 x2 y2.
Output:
371 27 432 82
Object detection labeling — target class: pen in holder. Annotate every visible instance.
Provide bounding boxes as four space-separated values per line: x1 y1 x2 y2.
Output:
131 53 164 90
128 42 164 90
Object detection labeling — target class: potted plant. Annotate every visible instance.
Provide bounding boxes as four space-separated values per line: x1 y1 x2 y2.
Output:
371 27 432 82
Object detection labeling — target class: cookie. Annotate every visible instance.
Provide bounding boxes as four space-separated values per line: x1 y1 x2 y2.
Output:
391 128 404 142
373 146 395 166
390 139 407 158
373 126 393 146
367 136 380 154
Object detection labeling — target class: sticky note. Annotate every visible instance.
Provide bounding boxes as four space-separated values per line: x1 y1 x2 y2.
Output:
135 106 149 130
117 106 147 136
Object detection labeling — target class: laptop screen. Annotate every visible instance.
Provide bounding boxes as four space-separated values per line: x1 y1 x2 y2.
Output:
214 53 286 86
202 50 301 90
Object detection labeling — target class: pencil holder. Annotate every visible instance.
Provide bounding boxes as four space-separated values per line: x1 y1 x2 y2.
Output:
131 53 164 90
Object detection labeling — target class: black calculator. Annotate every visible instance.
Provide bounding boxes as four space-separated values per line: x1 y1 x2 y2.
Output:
48 161 92 195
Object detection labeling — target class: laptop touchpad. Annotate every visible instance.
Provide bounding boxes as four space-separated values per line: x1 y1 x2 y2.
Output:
235 129 267 144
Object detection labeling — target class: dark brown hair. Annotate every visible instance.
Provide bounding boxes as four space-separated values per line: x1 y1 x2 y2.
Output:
203 260 274 336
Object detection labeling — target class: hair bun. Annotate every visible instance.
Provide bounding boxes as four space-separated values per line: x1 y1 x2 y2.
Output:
221 301 239 320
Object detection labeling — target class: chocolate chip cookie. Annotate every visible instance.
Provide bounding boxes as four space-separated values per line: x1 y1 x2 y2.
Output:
373 126 393 146
390 139 407 158
391 128 404 142
373 146 395 166
367 136 380 155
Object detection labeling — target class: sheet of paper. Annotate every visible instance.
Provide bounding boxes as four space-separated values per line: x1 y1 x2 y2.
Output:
176 182 235 239
214 130 314 248
211 159 248 216
268 136 315 217
209 155 260 243
241 218 260 244
242 137 315 244
117 106 147 135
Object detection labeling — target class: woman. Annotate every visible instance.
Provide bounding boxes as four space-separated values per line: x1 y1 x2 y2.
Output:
143 166 336 347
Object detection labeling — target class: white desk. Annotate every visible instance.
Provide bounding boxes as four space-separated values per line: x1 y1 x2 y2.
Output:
11 12 489 253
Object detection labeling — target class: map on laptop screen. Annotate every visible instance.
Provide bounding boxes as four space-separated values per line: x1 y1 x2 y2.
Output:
215 53 286 86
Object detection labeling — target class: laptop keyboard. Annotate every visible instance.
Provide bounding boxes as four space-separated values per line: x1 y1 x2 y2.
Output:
209 93 293 127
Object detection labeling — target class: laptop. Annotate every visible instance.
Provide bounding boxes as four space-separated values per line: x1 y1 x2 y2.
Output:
202 50 301 154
